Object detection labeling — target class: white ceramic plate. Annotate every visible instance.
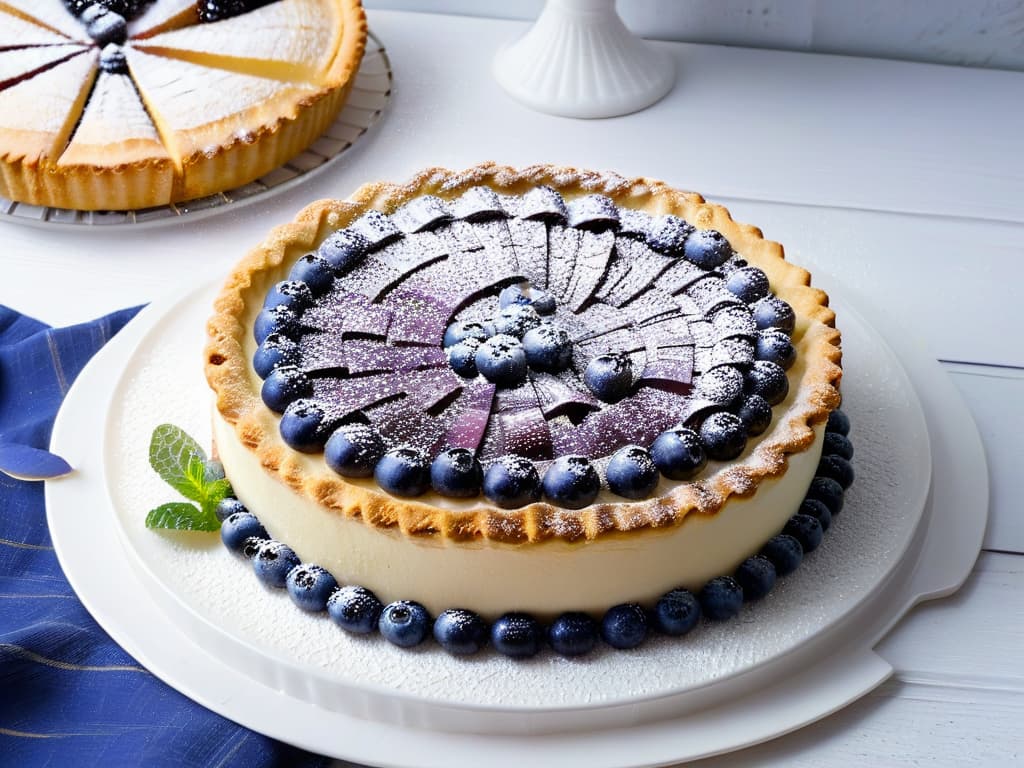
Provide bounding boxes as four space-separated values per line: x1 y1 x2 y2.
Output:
46 278 986 766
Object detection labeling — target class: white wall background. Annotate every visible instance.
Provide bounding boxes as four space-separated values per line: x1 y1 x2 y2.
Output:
364 0 1024 71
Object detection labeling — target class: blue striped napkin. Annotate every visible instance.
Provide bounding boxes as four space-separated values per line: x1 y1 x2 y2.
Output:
0 305 327 767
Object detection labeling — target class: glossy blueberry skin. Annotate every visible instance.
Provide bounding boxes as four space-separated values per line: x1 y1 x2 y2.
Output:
699 576 744 621
653 588 701 636
583 353 633 403
735 555 777 601
817 454 855 490
650 428 707 480
699 412 748 461
683 229 734 269
823 431 854 461
492 304 542 339
288 254 335 296
784 513 824 553
327 585 383 634
253 304 299 346
215 497 247 523
752 296 796 334
522 324 572 373
542 455 601 509
374 447 431 497
601 603 648 650
606 445 660 499
433 609 489 655
317 228 369 274
761 534 804 577
443 320 490 349
253 332 299 379
725 266 770 304
324 423 385 478
548 612 598 657
806 476 845 516
446 338 482 378
755 328 797 369
799 498 833 533
286 564 338 612
483 455 542 509
826 408 851 436
745 360 790 406
733 393 773 436
263 280 313 313
378 600 432 648
430 448 483 498
280 399 335 453
220 511 267 554
475 334 528 386
253 541 301 589
260 365 312 413
491 613 544 658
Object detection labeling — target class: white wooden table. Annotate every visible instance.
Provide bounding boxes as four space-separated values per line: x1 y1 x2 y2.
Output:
1 11 1021 767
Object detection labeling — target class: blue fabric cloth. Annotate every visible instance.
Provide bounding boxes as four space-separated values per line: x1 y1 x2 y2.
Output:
0 306 328 768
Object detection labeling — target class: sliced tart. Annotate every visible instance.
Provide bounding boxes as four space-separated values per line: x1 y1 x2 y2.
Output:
0 44 86 89
127 0 199 40
0 0 86 42
0 9 76 49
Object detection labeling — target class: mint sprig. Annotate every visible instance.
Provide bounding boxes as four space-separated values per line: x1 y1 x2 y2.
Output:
146 424 230 532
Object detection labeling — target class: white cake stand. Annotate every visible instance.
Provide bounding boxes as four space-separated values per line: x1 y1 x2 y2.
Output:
493 0 676 118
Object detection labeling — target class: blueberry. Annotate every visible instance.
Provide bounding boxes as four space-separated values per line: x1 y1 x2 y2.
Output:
374 446 431 497
253 304 299 345
498 284 530 309
752 296 796 334
220 511 266 553
215 497 247 523
817 454 855 490
647 214 694 255
522 323 572 373
327 585 383 634
433 609 489 655
491 613 544 658
263 280 313 313
683 229 733 269
699 412 747 461
784 513 824 553
745 360 790 405
253 540 300 588
203 459 226 483
606 445 659 499
652 588 701 636
446 338 482 378
475 334 528 387
492 304 541 339
699 576 744 621
86 8 127 45
583 353 633 403
280 399 336 453
799 498 832 533
806 476 844 516
735 555 777 601
826 408 851 436
500 284 556 315
317 228 369 274
733 393 773 436
600 603 648 650
253 332 299 379
378 600 431 648
760 534 803 577
483 454 542 508
324 423 385 478
542 455 600 509
260 365 311 413
650 428 706 480
528 288 557 315
548 612 598 656
286 564 338 612
288 254 335 296
443 320 490 349
99 42 127 74
430 448 483 498
823 431 854 461
755 328 796 369
725 266 770 303
695 365 745 405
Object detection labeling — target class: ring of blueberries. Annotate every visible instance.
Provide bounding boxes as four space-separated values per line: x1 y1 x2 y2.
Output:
252 188 802 508
214 410 853 657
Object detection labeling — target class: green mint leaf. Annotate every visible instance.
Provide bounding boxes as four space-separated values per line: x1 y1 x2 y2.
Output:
149 424 209 503
199 477 232 522
145 502 220 532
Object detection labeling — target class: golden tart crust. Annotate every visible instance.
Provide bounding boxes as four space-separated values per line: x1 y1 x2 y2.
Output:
205 163 843 548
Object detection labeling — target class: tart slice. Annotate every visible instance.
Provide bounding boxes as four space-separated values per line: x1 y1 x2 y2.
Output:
135 0 346 83
0 44 86 90
127 0 199 40
0 0 87 42
0 8 75 49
